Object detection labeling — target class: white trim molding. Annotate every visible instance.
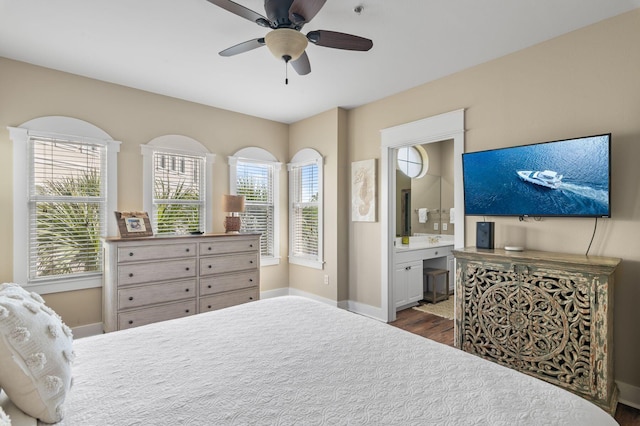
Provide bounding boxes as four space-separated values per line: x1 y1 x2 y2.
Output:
288 148 324 270
380 109 465 322
7 116 121 294
141 135 215 234
229 147 282 266
617 380 640 410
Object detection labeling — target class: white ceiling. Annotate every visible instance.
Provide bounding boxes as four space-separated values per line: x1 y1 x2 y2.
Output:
1 0 639 124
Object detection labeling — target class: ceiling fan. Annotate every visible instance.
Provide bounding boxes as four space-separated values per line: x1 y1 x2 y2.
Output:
206 0 373 80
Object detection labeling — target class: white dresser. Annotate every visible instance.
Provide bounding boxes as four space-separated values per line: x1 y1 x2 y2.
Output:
102 233 260 332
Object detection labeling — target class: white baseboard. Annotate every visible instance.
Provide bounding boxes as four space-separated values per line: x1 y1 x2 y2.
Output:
344 300 385 322
262 287 339 307
261 288 384 321
260 288 290 299
72 322 103 339
617 380 640 410
287 288 338 307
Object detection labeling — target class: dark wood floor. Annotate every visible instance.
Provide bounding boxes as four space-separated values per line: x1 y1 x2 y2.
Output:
390 307 640 426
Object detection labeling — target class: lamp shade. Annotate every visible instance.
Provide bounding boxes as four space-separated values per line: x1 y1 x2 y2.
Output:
222 194 245 213
264 28 308 61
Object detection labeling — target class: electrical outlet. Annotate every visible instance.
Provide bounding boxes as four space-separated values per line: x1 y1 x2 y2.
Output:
324 275 329 285
442 223 448 231
434 222 439 231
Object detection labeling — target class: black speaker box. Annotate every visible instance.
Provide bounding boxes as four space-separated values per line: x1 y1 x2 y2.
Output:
476 222 495 249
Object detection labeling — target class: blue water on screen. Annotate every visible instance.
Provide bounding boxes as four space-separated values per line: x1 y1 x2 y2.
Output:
463 135 610 216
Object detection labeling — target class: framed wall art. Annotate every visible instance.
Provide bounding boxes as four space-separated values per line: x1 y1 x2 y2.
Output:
351 159 377 222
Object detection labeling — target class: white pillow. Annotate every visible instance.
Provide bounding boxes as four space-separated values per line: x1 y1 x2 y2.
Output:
0 283 73 423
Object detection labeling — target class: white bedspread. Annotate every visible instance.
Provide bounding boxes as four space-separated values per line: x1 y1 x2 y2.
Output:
49 296 614 425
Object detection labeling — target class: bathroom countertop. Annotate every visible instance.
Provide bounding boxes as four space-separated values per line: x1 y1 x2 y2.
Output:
395 236 454 252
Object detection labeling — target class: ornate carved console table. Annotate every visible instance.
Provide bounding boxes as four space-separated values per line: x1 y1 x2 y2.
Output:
453 247 620 414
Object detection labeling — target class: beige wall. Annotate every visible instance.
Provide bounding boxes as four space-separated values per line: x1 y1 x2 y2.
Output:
288 108 349 302
0 58 290 326
347 9 640 388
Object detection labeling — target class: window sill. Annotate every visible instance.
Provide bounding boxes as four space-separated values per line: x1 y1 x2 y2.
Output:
260 257 281 267
289 257 324 270
22 275 102 295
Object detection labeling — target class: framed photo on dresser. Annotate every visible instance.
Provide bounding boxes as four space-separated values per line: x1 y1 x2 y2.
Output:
114 211 153 237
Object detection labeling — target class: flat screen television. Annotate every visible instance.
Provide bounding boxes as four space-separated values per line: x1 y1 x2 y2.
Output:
462 133 611 217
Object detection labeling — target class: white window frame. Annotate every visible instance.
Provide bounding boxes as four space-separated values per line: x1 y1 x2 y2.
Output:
8 117 120 294
229 147 281 266
288 148 324 269
141 135 215 234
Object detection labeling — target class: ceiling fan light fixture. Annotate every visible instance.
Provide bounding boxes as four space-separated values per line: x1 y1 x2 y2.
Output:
265 28 308 61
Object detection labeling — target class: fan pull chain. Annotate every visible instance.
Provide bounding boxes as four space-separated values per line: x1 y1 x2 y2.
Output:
282 55 293 85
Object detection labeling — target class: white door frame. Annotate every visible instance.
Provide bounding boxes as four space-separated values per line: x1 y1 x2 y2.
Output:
380 109 465 322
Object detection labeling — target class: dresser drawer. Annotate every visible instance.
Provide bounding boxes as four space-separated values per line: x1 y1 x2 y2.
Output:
199 288 259 313
200 253 258 275
199 238 258 256
200 271 258 296
118 258 197 286
118 243 196 263
118 279 196 309
118 300 196 330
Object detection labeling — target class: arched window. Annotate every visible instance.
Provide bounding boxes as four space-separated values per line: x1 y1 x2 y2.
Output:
141 135 215 235
229 148 281 266
288 148 323 269
8 116 120 293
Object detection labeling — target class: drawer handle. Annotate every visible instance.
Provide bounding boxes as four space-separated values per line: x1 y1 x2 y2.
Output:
208 305 212 309
129 252 134 257
250 260 254 264
128 320 133 325
186 267 190 271
185 309 190 313
186 248 190 252
208 265 212 269
185 288 190 292
435 251 438 255
250 244 253 248
208 247 212 251
129 273 134 277
249 278 253 282
249 296 253 300
208 285 212 289
128 297 134 301
405 266 411 270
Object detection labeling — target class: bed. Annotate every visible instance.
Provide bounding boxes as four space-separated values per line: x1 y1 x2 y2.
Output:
1 294 617 425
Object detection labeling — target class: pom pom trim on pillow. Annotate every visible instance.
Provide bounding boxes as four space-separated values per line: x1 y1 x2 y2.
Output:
0 283 74 423
0 404 10 426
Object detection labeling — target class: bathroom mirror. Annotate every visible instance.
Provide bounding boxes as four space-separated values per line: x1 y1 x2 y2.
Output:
395 140 454 237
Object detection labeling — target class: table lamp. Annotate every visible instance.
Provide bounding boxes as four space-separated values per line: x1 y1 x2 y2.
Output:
222 194 245 233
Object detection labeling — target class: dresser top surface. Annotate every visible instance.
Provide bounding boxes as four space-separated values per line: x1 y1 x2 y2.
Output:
103 233 260 244
453 247 621 270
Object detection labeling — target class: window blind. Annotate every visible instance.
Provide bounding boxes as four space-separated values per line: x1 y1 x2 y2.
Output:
236 161 274 257
153 151 204 234
29 137 106 279
290 163 319 258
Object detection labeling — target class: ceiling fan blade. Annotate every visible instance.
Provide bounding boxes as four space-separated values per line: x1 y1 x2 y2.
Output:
307 30 373 51
291 51 311 75
219 38 266 57
289 0 327 25
206 0 271 27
